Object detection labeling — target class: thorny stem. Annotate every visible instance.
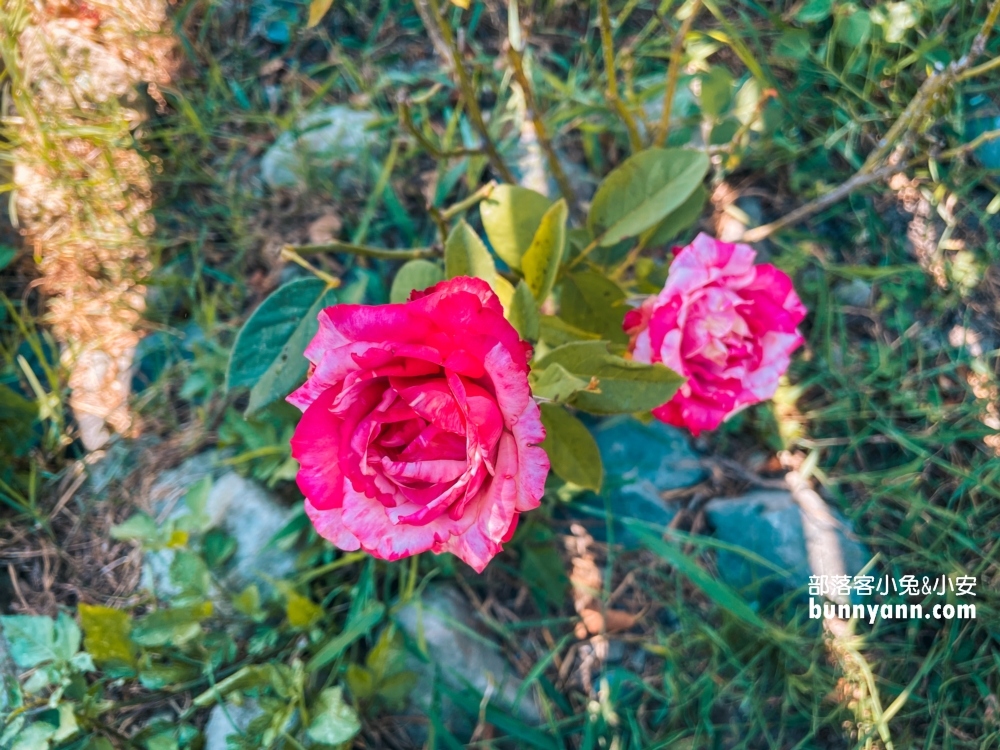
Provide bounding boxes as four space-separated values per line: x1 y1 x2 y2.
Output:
507 46 580 213
424 0 516 183
654 0 701 148
742 163 901 243
598 0 642 152
280 246 341 286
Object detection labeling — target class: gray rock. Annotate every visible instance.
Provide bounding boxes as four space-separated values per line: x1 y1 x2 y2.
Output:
203 700 265 750
705 490 869 603
260 106 379 190
142 453 296 600
394 585 538 737
563 417 705 547
835 278 872 308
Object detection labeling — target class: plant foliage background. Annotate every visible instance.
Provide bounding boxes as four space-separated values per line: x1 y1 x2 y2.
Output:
2 0 1000 748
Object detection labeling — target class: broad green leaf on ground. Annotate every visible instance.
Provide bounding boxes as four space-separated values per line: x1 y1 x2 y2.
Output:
587 148 709 246
539 404 603 491
8 720 56 750
506 280 539 340
558 270 628 343
642 184 707 248
109 513 162 547
479 185 553 271
307 0 334 27
0 613 81 672
78 604 135 666
285 592 323 629
390 259 444 303
529 363 593 403
225 277 338 416
533 341 683 414
131 602 213 648
306 687 361 745
0 616 59 669
538 315 602 347
522 199 567 302
444 221 496 286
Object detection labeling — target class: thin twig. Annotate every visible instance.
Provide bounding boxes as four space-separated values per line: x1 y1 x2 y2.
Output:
424 0 516 183
598 0 642 151
654 0 701 148
279 247 341 286
742 162 901 243
508 46 580 213
440 180 497 220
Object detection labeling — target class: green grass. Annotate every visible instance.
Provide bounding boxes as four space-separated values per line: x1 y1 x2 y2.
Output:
3 0 1000 748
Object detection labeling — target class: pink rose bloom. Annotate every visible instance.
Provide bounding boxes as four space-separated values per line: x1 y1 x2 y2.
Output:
287 277 549 573
624 233 806 435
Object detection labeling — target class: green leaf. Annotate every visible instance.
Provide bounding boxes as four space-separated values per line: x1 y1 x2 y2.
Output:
700 66 733 118
307 603 386 672
539 404 602 491
376 670 418 710
558 270 628 343
109 513 162 547
0 616 58 669
0 246 16 272
390 259 443 303
131 603 212 648
774 29 811 60
306 687 361 745
795 0 832 23
177 476 213 533
507 280 539 340
522 199 567 302
642 184 707 248
345 664 375 700
10 721 56 750
225 277 339 416
837 9 872 46
529 363 593 403
307 0 334 28
479 185 553 271
78 604 135 666
52 612 81 663
538 315 602 347
533 341 684 414
444 221 496 287
588 148 709 246
285 592 323 629
232 584 262 618
169 550 211 597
